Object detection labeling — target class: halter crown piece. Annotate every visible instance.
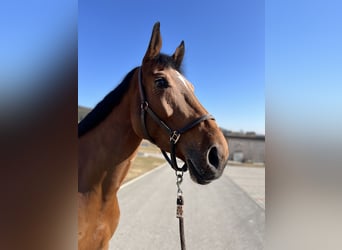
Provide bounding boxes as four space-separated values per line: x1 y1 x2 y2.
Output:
138 67 215 172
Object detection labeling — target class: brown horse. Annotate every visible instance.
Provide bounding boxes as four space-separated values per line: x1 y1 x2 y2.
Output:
78 22 229 250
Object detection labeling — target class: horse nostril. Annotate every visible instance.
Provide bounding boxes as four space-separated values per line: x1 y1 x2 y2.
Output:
208 146 220 168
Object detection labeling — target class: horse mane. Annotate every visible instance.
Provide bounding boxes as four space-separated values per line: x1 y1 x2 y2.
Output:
78 67 138 137
78 54 182 138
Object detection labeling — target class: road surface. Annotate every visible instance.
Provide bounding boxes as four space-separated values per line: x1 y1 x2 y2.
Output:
109 164 264 250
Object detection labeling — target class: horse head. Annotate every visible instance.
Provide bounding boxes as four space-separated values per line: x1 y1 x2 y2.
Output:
132 22 229 184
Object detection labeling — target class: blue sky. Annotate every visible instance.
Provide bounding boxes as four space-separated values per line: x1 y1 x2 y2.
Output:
265 0 342 141
0 1 77 109
79 0 265 134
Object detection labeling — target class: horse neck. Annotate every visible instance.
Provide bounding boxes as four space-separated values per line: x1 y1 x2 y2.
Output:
79 76 142 195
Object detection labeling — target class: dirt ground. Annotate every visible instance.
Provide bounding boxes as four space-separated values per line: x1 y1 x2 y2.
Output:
123 140 165 183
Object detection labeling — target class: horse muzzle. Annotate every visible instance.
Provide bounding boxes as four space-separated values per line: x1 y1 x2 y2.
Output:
186 144 228 185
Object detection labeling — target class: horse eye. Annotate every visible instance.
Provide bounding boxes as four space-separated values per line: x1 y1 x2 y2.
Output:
155 77 169 88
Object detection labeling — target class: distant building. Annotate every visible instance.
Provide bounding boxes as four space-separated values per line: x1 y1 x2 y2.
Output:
222 129 265 163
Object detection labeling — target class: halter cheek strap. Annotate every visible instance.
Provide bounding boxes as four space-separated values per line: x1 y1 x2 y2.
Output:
138 67 214 172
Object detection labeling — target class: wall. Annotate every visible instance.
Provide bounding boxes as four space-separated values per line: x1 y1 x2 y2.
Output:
224 132 265 163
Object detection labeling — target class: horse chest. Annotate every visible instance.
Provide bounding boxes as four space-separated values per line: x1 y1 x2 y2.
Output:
79 192 119 250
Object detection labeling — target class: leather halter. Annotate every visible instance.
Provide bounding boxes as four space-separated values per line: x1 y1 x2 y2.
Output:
138 67 215 172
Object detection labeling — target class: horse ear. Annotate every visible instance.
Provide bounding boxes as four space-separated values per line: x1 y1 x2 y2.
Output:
172 41 185 68
143 22 162 62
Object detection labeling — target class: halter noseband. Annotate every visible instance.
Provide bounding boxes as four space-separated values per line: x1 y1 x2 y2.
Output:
138 67 214 172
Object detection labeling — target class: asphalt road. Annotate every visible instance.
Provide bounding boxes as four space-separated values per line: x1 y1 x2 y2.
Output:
109 164 265 250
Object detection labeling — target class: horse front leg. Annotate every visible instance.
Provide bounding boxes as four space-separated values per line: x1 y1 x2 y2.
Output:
99 193 121 250
109 194 121 236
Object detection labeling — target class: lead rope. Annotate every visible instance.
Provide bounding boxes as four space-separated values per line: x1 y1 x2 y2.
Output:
176 171 186 250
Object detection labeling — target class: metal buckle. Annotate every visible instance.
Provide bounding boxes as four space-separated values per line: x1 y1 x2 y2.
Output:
140 101 148 111
170 131 181 144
